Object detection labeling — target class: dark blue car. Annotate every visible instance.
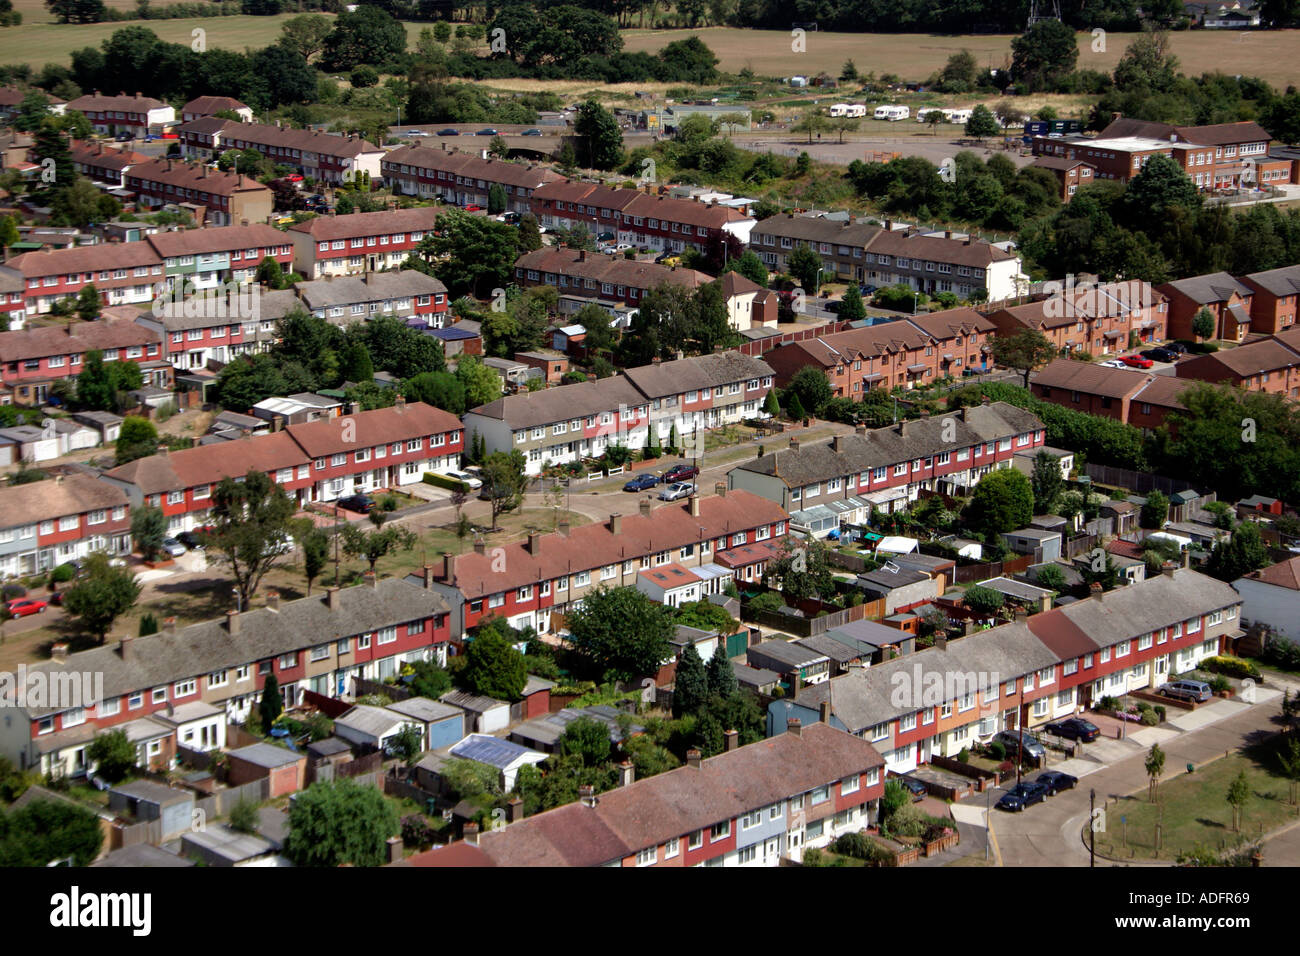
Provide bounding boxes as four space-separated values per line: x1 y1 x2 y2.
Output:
623 473 659 492
996 781 1049 812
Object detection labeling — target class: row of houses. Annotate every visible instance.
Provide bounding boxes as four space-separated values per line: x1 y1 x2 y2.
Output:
176 118 384 185
1157 266 1300 340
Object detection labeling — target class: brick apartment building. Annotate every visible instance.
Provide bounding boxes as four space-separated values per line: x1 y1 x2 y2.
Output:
147 223 294 290
1175 332 1300 397
1241 264 1300 335
1029 359 1195 431
0 474 131 578
2 242 165 318
984 280 1168 355
1156 272 1254 342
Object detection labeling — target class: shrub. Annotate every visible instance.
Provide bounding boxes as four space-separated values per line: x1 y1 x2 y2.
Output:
988 740 1007 761
1200 655 1261 680
50 563 76 584
1140 708 1160 726
1263 636 1300 671
401 814 438 848
832 831 897 866
1 584 25 599
228 799 260 834
1206 674 1231 694
956 746 971 763
423 471 470 493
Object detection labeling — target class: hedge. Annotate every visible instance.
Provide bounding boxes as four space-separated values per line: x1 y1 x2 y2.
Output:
1198 655 1261 680
423 471 470 493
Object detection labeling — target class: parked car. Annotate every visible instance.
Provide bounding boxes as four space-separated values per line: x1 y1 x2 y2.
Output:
463 203 482 212
476 128 499 136
661 464 699 483
895 776 927 802
114 131 133 142
1158 679 1213 703
1035 770 1078 796
656 252 682 267
1098 359 1128 369
992 730 1047 761
614 243 633 253
1044 717 1100 742
161 537 187 558
5 598 47 618
1121 354 1154 369
1142 347 1179 363
437 128 460 136
337 494 375 514
405 129 429 136
859 283 878 295
49 591 64 607
285 173 304 183
1166 341 1190 355
495 211 520 224
437 468 482 490
996 781 1049 811
623 473 660 492
658 481 695 501
177 529 207 550
521 128 543 136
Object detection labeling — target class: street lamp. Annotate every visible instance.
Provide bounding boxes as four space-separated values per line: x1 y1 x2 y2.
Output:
912 291 920 315
231 586 242 614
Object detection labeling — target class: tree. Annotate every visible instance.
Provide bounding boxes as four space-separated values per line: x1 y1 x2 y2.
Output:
1145 742 1165 802
207 470 297 610
259 673 283 729
786 242 822 294
705 649 737 698
1206 522 1270 582
785 392 806 422
1192 307 1216 341
763 534 835 603
403 370 466 415
962 584 1005 617
574 98 623 171
480 449 527 530
228 799 260 835
762 390 780 417
1010 19 1078 92
517 214 543 253
389 724 424 766
300 525 329 595
406 659 452 699
407 209 519 299
284 778 399 867
566 585 674 682
726 249 768 287
830 116 860 144
455 354 503 408
115 415 158 464
1123 154 1200 226
1279 737 1300 806
278 12 332 62
673 641 708 717
62 552 140 643
837 284 867 324
1227 769 1250 833
938 49 978 91
130 505 167 562
559 716 612 766
793 106 830 144
340 523 417 574
965 104 1000 142
1140 490 1169 530
787 366 833 418
76 349 117 412
462 623 527 701
487 182 507 215
0 216 18 252
966 468 1034 538
75 283 100 322
0 799 103 867
1030 450 1063 513
1035 563 1067 593
322 5 406 71
991 329 1057 387
86 729 136 783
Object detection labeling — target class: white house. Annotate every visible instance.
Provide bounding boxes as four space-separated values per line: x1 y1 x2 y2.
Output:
636 563 703 609
1233 555 1300 641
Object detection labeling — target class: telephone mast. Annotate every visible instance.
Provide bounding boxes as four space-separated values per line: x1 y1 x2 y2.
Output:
1027 0 1062 26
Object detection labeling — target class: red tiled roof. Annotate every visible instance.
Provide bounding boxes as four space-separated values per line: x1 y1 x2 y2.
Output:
515 247 711 293
148 224 289 258
285 401 460 458
1245 555 1300 591
0 319 159 364
7 243 162 278
127 158 269 199
68 91 168 113
289 207 441 242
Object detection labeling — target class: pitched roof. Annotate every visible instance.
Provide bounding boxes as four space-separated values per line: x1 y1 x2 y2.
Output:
865 228 1016 267
67 91 169 113
476 722 883 865
1177 338 1300 379
771 321 931 368
383 145 566 190
285 402 460 458
1052 568 1239 648
1031 155 1096 171
621 351 773 399
0 474 126 529
993 282 1161 329
752 213 880 246
1174 120 1272 146
1031 359 1153 399
6 242 162 278
515 246 712 292
904 307 996 339
1243 264 1300 298
182 96 250 115
147 224 288 258
127 158 269 198
68 140 150 172
289 207 441 242
1159 271 1253 305
438 491 788 598
103 429 306 494
182 119 380 159
10 578 450 718
0 318 159 363
296 270 447 311
1241 554 1300 591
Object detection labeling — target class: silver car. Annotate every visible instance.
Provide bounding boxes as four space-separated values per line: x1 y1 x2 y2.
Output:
161 537 187 557
658 482 695 501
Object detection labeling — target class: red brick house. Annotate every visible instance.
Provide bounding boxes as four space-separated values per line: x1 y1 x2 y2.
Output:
287 208 442 279
1241 265 1300 335
1030 155 1096 201
124 158 274 228
984 280 1167 355
1030 359 1194 430
1157 272 1256 342
66 139 150 188
762 320 934 396
1175 336 1300 396
382 145 566 213
0 319 168 405
5 242 164 316
513 247 711 306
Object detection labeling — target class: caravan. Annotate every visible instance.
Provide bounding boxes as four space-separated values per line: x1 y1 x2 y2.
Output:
829 103 867 118
873 105 910 122
915 108 973 125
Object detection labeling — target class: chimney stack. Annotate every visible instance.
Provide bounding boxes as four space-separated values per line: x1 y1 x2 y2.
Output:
787 718 802 737
226 609 240 634
685 749 702 769
935 631 947 651
855 423 867 436
506 796 523 822
1089 581 1104 601
463 822 480 846
819 700 831 724
724 729 739 752
689 495 700 517
163 616 177 635
1181 548 1191 569
440 552 455 585
327 585 341 611
52 642 69 662
579 785 598 807
394 393 406 412
639 499 651 518
618 760 635 786
608 514 622 535
1162 561 1176 578
831 435 843 453
266 591 280 611
474 540 487 555
363 570 378 588
385 836 402 864
715 481 726 497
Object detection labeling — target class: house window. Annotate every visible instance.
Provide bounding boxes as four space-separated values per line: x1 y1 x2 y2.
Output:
152 687 167 704
688 831 703 850
173 679 196 697
710 820 731 840
810 786 829 805
841 774 859 794
665 837 679 858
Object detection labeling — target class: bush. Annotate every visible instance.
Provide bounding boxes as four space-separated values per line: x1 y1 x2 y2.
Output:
988 740 1007 761
957 746 971 763
746 591 785 613
228 799 260 834
1200 655 1261 680
1263 636 1300 671
50 563 76 584
401 814 438 848
1139 708 1160 726
1 584 25 599
423 471 470 493
832 831 897 866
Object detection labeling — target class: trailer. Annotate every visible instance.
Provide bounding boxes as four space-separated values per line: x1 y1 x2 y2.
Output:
873 105 910 121
830 103 867 118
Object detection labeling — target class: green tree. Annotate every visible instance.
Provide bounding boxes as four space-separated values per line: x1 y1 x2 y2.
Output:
259 673 283 729
763 534 836 602
284 778 399 867
1030 450 1063 513
75 283 100 322
1206 522 1270 582
228 799 260 834
76 349 117 411
1035 563 1067 593
786 242 823 293
726 249 768 287
1278 737 1300 805
574 98 624 170
964 104 1000 141
461 623 527 701
1145 741 1166 802
991 329 1057 387
0 799 103 867
0 215 18 251
62 551 140 643
966 468 1034 538
705 650 737 698
793 106 829 144
86 729 136 783
299 525 329 596
517 214 543 253
1010 19 1079 92
673 641 708 717
566 585 674 682
321 4 406 71
938 48 978 91
838 284 866 323
406 209 519 298
480 449 527 529
962 584 1005 617
559 716 612 766
256 256 286 290
403 370 466 414
389 724 425 766
340 523 417 574
1140 490 1169 529
762 390 780 417
785 392 806 421
456 353 504 408
1227 769 1250 832
1192 307 1216 341
115 415 158 464
277 12 332 62
487 182 507 214
207 470 297 610
130 505 167 562
787 366 833 418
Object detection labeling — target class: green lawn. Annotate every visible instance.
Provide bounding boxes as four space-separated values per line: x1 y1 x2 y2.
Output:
1091 740 1300 862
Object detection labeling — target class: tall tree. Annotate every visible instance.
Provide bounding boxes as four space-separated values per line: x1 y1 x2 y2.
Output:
566 585 674 682
1206 522 1270 582
259 673 283 730
321 5 406 71
965 104 1000 141
966 468 1034 538
991 329 1057 387
62 552 140 644
283 779 399 867
673 642 708 717
786 243 823 293
461 622 528 701
300 525 329 595
130 505 167 562
480 449 527 530
207 470 297 610
1030 450 1063 513
574 98 624 171
705 649 738 698
1010 20 1078 92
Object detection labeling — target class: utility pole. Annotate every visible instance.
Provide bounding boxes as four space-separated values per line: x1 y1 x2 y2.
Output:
333 506 341 587
1089 788 1096 867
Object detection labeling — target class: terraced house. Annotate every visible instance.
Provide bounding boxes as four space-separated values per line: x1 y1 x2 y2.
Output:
0 578 455 778
0 319 169 406
101 399 463 533
288 208 442 278
744 213 879 283
776 568 1242 773
426 487 789 635
0 474 130 578
513 247 712 307
727 401 1045 515
176 119 383 184
4 242 164 317
295 271 449 327
66 139 149 188
984 279 1167 354
382 145 566 213
66 91 174 136
463 351 774 476
471 721 885 866
147 223 294 290
123 158 274 228
134 288 301 372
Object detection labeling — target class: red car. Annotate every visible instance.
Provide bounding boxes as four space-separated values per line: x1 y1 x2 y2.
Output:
6 598 47 617
285 173 304 183
463 203 482 212
1120 354 1153 369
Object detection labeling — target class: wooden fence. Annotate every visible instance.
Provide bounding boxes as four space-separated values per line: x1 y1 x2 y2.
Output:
951 555 1032 584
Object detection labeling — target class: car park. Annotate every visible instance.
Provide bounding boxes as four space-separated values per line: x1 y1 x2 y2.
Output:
996 781 1049 812
1158 679 1213 703
5 598 46 617
623 473 660 492
661 464 699 483
161 537 188 557
992 730 1047 761
1121 354 1154 369
1035 771 1078 796
1044 717 1100 742
337 494 375 514
658 482 695 501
